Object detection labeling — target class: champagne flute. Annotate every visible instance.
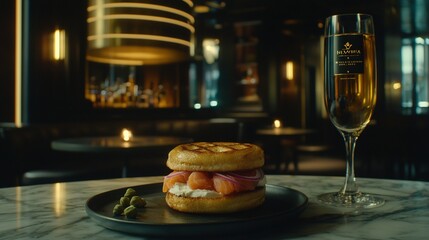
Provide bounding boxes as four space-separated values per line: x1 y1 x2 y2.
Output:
318 13 384 208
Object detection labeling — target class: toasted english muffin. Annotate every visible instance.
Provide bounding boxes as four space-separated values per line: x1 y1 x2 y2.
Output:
166 186 266 213
166 142 264 172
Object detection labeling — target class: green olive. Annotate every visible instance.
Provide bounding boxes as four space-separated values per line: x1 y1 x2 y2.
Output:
124 205 138 218
120 196 130 207
130 196 147 208
113 204 124 216
124 188 137 198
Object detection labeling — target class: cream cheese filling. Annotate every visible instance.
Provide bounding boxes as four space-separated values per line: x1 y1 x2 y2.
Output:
169 183 222 198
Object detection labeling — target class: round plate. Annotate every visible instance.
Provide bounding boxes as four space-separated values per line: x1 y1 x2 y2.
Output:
85 183 308 237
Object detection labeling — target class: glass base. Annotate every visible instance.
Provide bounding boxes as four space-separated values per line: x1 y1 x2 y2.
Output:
318 191 385 209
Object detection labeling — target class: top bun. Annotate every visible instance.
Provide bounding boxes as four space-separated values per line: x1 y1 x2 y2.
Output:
166 142 264 172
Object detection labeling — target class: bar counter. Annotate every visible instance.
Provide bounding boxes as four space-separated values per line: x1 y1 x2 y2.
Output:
1 175 428 239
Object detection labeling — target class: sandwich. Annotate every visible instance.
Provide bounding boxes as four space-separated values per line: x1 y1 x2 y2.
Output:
162 142 266 213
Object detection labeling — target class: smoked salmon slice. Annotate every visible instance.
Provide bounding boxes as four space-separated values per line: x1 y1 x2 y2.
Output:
187 172 215 190
162 171 191 192
213 175 236 195
163 169 263 195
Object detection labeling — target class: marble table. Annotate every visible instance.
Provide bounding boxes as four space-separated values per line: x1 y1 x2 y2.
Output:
0 175 428 239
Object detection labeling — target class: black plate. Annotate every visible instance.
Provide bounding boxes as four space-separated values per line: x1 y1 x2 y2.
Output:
85 183 308 237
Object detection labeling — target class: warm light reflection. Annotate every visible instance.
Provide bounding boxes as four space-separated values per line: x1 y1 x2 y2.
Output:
194 5 210 13
203 38 220 64
87 14 195 33
182 0 193 7
286 61 294 80
87 33 191 47
16 186 21 228
15 0 22 126
53 29 65 60
54 183 66 217
86 55 144 65
274 119 282 128
94 0 104 48
121 128 133 142
393 82 401 90
87 2 195 24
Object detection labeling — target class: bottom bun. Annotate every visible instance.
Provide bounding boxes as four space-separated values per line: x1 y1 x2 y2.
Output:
165 187 265 213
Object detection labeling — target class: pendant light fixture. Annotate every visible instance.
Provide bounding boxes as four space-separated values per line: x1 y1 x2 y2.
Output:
86 0 194 65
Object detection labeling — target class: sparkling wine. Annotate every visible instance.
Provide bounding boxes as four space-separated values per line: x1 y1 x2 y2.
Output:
324 34 377 133
318 13 384 209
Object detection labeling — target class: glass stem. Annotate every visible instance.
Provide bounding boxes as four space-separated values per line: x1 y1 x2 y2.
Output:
340 132 359 195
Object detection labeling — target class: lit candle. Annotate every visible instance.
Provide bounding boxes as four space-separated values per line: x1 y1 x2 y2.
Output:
121 128 133 142
273 119 282 128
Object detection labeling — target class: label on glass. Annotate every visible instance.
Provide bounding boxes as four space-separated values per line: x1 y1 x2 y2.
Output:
333 35 364 74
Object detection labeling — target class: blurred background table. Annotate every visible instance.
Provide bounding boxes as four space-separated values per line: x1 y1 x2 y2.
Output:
51 136 193 178
51 136 193 154
256 127 315 137
0 175 427 239
256 127 316 173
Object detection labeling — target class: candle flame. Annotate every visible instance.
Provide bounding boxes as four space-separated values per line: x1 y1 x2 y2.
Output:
274 119 281 128
121 128 133 142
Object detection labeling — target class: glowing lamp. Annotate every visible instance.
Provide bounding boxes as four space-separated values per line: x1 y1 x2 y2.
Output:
86 0 194 65
121 128 133 142
273 119 282 128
